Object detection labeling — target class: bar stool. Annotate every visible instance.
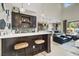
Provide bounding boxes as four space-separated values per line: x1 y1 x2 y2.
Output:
14 42 29 50
14 42 29 56
35 39 45 44
34 39 45 52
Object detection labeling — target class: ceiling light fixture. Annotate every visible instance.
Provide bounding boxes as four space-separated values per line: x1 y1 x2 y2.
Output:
27 3 30 6
20 3 25 12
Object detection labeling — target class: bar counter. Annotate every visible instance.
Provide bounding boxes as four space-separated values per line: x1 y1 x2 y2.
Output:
0 31 52 56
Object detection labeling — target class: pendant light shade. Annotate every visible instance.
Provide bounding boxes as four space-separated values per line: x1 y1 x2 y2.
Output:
20 8 25 12
20 3 25 12
27 3 30 6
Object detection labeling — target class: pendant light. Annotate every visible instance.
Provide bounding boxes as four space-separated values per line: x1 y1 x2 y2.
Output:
20 3 25 12
27 3 30 6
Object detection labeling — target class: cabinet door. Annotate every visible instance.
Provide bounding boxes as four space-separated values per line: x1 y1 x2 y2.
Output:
2 37 32 56
2 38 18 56
12 13 22 29
2 38 28 56
30 16 36 28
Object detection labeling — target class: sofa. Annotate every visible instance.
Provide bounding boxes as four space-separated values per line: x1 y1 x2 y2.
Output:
53 33 72 44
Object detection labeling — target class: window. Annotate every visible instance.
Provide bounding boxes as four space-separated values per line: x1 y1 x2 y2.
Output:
64 3 73 8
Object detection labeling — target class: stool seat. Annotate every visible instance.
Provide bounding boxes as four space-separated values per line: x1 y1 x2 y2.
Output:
14 42 29 50
35 39 45 44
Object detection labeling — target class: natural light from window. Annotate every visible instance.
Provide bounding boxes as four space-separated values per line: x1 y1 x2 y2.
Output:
64 3 73 8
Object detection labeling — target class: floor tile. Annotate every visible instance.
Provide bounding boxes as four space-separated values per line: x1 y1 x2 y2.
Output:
35 41 76 56
34 53 44 56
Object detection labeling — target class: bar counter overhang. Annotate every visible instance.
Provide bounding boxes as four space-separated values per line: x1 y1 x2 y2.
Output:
0 31 52 56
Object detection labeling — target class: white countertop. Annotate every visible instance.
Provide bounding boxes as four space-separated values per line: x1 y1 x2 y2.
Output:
0 31 52 39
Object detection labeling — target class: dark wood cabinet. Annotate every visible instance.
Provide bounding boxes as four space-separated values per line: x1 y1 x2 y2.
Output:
12 12 36 29
2 34 51 56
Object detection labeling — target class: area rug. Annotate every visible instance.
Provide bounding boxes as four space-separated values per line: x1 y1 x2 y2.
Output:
60 40 79 55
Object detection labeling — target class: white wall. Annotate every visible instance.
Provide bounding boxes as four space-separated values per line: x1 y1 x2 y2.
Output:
62 3 79 22
40 3 61 23
41 4 61 18
0 3 62 23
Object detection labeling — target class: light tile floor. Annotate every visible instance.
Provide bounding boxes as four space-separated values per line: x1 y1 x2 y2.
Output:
35 41 76 56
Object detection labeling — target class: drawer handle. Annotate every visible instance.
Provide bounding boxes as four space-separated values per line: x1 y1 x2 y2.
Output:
14 42 29 50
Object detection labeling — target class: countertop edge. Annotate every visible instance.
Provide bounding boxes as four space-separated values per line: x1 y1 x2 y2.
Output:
0 32 52 39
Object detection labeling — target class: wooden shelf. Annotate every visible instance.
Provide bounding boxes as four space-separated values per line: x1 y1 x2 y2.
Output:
12 12 36 29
